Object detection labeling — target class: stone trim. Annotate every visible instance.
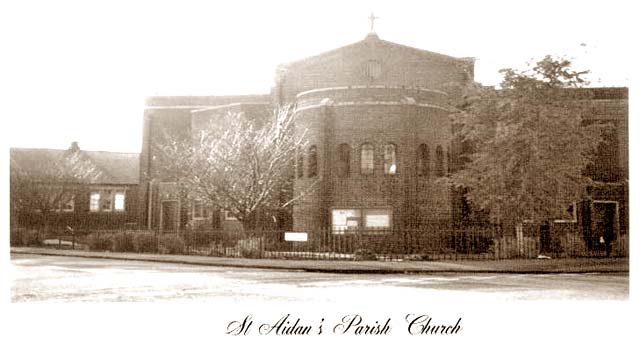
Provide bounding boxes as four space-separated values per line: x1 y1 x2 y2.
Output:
191 102 272 113
293 101 452 114
296 85 448 99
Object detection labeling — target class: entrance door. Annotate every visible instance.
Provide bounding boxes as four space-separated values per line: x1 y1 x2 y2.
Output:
592 202 617 253
161 201 179 234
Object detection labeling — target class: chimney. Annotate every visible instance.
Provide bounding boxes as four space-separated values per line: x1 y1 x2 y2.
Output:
69 141 80 153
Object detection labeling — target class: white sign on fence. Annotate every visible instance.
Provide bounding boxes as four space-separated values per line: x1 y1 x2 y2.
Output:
285 232 308 242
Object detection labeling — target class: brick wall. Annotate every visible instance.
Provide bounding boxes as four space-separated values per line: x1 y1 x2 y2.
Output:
277 34 473 102
292 86 455 232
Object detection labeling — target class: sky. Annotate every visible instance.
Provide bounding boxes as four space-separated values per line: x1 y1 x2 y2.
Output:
1 0 635 153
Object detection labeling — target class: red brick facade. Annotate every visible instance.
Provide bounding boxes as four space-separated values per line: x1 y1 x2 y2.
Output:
139 33 628 242
277 33 473 233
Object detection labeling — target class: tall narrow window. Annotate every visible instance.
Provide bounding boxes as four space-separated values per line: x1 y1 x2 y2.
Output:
308 145 318 178
101 190 113 212
360 143 374 175
383 143 397 175
363 60 381 79
296 147 304 178
417 144 430 177
90 192 100 212
114 192 125 211
435 145 444 177
337 143 350 177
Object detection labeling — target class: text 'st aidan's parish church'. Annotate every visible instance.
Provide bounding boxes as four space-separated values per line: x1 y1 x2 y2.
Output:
140 29 628 243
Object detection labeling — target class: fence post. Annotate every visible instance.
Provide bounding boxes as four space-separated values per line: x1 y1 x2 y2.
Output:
516 224 524 258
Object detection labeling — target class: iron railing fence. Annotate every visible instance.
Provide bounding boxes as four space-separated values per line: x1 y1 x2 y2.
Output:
10 224 629 260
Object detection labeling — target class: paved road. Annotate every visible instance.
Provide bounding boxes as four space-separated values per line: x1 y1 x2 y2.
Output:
11 254 628 302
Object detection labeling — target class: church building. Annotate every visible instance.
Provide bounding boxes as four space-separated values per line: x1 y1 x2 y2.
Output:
138 30 628 246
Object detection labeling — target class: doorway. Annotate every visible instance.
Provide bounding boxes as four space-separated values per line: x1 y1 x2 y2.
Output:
160 201 179 234
591 201 618 254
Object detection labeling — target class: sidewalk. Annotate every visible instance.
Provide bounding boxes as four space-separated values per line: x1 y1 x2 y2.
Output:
10 247 628 274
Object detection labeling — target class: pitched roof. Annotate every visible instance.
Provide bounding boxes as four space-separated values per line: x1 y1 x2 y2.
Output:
10 147 139 185
145 94 271 108
283 33 470 69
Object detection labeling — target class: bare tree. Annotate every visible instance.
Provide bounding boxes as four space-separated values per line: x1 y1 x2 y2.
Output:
156 105 313 231
10 147 102 236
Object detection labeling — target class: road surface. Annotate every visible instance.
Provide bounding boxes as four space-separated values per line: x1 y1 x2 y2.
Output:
10 253 628 302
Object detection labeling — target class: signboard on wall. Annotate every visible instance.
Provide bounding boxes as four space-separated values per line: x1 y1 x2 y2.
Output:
285 232 308 242
365 214 390 228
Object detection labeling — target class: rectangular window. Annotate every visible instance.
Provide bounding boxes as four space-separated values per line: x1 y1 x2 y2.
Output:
62 197 75 212
90 192 100 212
193 201 207 219
101 190 113 212
224 210 238 221
554 202 578 223
114 192 125 211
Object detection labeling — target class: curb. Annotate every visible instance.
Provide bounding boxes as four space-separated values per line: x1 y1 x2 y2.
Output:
11 249 629 275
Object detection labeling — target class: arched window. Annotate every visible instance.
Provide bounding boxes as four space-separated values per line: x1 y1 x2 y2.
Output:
296 147 304 178
435 145 444 177
417 144 430 177
308 145 318 178
360 143 374 175
337 143 350 177
383 143 397 175
363 60 382 79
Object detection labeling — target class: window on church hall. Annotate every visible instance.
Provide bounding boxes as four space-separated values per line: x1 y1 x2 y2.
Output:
89 192 100 212
360 143 374 175
308 145 318 178
90 189 126 213
417 144 430 177
296 147 304 178
101 190 113 212
114 192 125 212
337 143 350 177
384 143 397 175
435 145 444 177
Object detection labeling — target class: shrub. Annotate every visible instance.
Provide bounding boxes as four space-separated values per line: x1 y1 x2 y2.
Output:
25 229 44 246
238 237 263 258
88 233 114 251
354 248 377 261
113 232 135 252
449 234 494 254
158 235 185 255
547 236 565 255
133 232 156 253
10 229 24 246
240 247 263 259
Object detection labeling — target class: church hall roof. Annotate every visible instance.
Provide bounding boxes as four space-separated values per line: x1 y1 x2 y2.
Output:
10 144 140 185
